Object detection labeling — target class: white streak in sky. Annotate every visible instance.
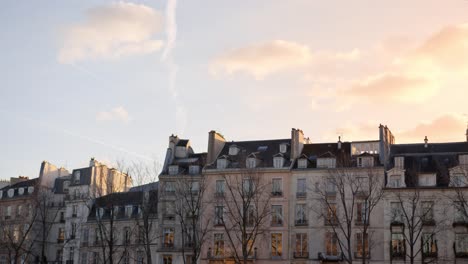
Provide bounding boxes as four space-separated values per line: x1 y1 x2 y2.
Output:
161 0 186 134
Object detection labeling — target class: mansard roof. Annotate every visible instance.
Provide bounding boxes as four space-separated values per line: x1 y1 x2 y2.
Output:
391 142 468 156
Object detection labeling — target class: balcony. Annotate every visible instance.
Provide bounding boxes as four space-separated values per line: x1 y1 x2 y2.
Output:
355 219 370 226
354 252 370 259
296 192 306 199
324 218 338 226
295 219 308 226
185 241 194 248
66 260 73 264
422 251 438 258
81 242 88 247
390 219 404 226
454 242 468 258
271 191 283 197
271 219 283 227
163 214 175 221
214 192 224 198
158 243 176 251
390 251 405 260
453 219 468 227
422 218 435 226
318 252 343 261
293 252 309 259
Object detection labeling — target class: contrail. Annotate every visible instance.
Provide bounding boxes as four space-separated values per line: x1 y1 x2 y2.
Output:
161 0 186 134
0 109 155 162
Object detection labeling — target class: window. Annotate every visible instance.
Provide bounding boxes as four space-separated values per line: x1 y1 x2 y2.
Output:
190 181 200 194
69 247 74 261
391 233 405 258
357 157 374 167
422 233 437 256
326 204 337 225
452 174 466 187
82 228 89 245
185 256 193 264
460 155 468 165
71 223 77 239
122 252 129 264
391 202 403 223
214 233 224 256
27 186 34 194
7 189 14 198
455 233 468 254
272 178 282 196
217 159 227 169
325 232 338 256
80 252 87 264
356 202 368 225
168 165 179 175
215 180 225 197
136 251 144 264
317 158 336 169
58 228 65 243
298 158 308 169
189 165 200 175
162 255 172 264
125 205 133 218
271 233 282 258
455 202 468 223
297 179 306 197
94 228 100 245
246 206 255 226
271 205 283 226
56 250 63 262
90 253 98 264
295 204 307 225
356 233 369 258
395 157 404 169
295 233 308 257
163 228 174 248
421 202 434 222
326 178 336 194
243 179 254 194
72 205 78 217
164 182 175 194
5 205 11 219
419 174 436 187
96 208 104 219
389 175 401 188
247 158 256 168
215 206 224 225
18 188 24 195
17 205 22 216
63 181 70 193
60 211 65 222
123 227 131 244
74 171 81 184
0 256 6 264
273 157 284 168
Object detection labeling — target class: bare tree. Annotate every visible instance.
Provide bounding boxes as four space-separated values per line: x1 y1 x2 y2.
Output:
313 167 385 264
173 176 210 264
214 170 271 264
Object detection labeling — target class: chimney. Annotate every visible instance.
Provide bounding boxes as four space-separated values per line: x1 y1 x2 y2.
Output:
466 124 468 142
424 136 428 148
337 136 342 150
291 128 306 160
168 134 179 162
207 130 226 165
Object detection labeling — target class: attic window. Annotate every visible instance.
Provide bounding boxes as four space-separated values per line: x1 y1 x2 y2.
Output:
418 174 436 187
229 146 239 156
28 186 34 194
8 189 14 198
451 174 466 187
189 165 200 175
63 181 70 193
273 157 284 168
217 158 228 169
279 144 287 154
18 188 24 195
357 157 374 167
168 165 179 175
0 190 2 199
257 146 268 152
247 158 257 169
298 159 308 169
125 205 133 218
459 155 468 166
317 158 336 169
74 171 81 184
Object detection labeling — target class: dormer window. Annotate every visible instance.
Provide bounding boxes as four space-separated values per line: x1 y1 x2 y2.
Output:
273 157 284 168
394 157 404 169
175 146 187 158
27 186 34 194
96 208 104 219
189 165 200 175
418 174 436 187
168 165 179 175
389 175 402 188
460 155 468 166
0 190 3 199
217 158 228 169
125 205 133 218
63 181 70 193
451 174 466 187
247 158 257 169
7 189 14 198
279 144 287 154
229 145 239 156
74 171 81 184
298 158 308 169
18 188 24 195
357 157 374 167
317 158 336 169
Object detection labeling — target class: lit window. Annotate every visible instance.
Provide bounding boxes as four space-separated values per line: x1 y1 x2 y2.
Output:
295 233 308 257
391 233 405 258
325 232 338 256
271 233 282 257
163 228 174 248
356 233 369 258
214 233 224 256
422 233 437 256
326 204 337 225
162 255 172 264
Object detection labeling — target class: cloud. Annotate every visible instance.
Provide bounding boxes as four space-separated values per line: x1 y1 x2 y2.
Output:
345 72 438 103
58 2 164 63
96 107 130 123
210 40 312 80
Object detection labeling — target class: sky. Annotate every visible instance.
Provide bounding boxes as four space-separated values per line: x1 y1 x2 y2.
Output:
1 0 468 180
